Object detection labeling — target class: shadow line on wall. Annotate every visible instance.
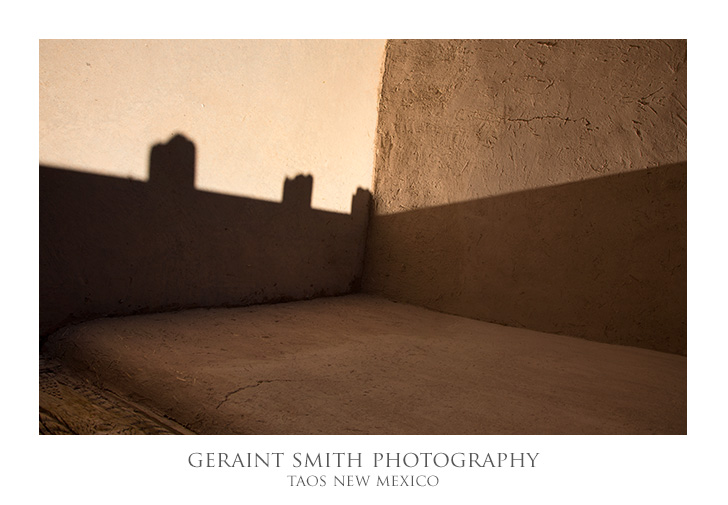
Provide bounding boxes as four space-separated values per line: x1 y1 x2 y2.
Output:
40 134 371 337
363 162 687 355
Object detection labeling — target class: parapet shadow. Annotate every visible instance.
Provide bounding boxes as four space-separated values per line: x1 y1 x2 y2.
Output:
40 134 371 336
363 162 687 355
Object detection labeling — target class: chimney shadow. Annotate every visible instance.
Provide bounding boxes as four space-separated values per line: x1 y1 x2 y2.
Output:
40 133 371 336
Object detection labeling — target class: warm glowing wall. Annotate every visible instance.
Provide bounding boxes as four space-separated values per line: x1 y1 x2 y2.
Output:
363 40 687 354
40 39 386 213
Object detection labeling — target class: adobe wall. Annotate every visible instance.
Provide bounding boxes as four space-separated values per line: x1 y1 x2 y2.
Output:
363 40 687 354
39 40 385 212
39 40 385 335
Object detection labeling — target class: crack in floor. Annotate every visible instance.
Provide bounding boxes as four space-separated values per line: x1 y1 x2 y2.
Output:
216 379 294 409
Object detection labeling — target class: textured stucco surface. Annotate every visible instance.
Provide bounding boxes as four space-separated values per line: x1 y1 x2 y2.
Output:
39 39 386 213
369 39 686 211
363 40 687 354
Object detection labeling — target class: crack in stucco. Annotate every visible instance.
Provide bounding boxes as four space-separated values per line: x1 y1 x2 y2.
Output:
525 75 555 89
507 115 576 124
506 115 591 131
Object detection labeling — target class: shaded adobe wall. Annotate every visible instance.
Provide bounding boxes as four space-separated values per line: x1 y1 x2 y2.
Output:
40 135 370 335
363 40 687 354
39 40 385 335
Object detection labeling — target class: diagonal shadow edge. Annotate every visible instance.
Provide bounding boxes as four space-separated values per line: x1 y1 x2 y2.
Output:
362 162 687 355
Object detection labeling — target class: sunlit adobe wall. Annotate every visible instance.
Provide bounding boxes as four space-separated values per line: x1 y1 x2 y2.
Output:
363 40 687 354
39 39 386 213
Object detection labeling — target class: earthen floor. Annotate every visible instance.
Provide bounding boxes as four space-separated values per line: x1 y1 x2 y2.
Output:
41 294 686 434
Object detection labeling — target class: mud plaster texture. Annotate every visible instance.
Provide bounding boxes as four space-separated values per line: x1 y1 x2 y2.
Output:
43 295 686 435
39 40 687 435
363 40 687 354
